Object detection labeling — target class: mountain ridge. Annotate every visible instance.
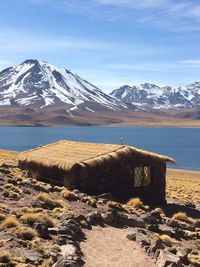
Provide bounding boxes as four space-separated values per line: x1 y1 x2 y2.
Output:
0 59 127 113
110 82 200 110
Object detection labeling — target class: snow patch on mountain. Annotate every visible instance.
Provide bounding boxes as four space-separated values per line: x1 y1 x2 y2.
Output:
0 59 127 111
111 82 200 109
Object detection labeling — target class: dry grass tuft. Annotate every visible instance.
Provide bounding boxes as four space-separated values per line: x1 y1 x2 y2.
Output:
4 183 22 194
53 185 66 192
127 197 145 209
0 251 11 263
154 234 178 247
35 181 52 192
188 254 200 265
52 206 69 219
107 200 123 210
14 226 38 240
20 212 55 228
61 189 78 201
0 216 19 230
36 192 64 209
39 258 53 267
0 213 6 222
172 212 195 224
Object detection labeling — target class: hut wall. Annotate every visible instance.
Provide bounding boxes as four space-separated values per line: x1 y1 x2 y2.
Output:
74 158 167 205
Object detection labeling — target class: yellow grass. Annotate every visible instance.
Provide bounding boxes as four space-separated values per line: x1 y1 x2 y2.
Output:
127 197 145 209
14 226 38 240
0 216 19 230
0 149 20 164
188 254 200 265
172 212 195 224
167 168 200 203
20 213 55 228
36 192 64 208
154 234 178 247
61 189 78 200
39 258 53 267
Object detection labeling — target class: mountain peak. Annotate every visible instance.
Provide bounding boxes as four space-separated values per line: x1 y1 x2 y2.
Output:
0 59 127 111
111 82 200 109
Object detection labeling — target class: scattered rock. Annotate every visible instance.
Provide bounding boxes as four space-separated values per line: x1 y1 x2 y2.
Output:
102 210 115 224
156 250 182 267
87 211 103 225
97 192 113 200
126 214 146 228
34 222 50 239
149 238 165 254
143 213 158 224
61 244 77 258
24 251 43 263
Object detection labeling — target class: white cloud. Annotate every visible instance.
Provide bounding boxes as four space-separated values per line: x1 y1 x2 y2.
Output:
179 59 200 65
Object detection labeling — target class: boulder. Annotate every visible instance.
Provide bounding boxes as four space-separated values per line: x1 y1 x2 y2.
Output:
61 244 77 258
156 250 183 267
34 222 49 239
24 251 43 263
142 213 158 224
150 210 162 220
102 210 115 224
149 238 165 254
87 211 103 225
176 250 190 265
126 214 146 228
165 219 180 228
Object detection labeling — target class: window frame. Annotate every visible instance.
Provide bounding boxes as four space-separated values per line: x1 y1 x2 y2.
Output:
133 165 152 188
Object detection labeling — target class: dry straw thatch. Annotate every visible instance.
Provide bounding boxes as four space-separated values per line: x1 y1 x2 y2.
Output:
18 140 175 174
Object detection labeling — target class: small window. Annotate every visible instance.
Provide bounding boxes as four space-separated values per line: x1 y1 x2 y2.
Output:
134 167 143 187
133 166 152 187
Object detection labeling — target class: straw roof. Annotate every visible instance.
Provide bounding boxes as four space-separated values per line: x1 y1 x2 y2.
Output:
18 140 175 172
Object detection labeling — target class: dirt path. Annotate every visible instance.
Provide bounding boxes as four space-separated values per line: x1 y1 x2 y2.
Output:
81 226 157 267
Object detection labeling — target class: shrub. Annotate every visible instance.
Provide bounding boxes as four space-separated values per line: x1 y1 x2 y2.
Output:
172 212 195 224
0 251 11 263
20 213 55 227
0 216 19 230
61 189 78 201
36 193 64 209
127 197 145 209
15 226 38 240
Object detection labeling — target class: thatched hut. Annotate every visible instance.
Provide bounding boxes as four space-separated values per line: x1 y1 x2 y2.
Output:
18 140 175 204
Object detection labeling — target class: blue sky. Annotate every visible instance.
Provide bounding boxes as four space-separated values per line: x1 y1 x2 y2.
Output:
0 0 200 92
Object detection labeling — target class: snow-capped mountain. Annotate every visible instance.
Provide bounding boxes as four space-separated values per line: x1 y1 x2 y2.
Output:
110 82 200 109
0 59 127 111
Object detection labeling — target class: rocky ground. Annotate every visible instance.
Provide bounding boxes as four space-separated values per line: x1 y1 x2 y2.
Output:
0 156 199 266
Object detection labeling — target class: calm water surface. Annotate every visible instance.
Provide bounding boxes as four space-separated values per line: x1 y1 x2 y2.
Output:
0 126 199 171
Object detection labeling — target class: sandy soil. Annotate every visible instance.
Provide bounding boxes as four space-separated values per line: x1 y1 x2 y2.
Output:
81 226 157 267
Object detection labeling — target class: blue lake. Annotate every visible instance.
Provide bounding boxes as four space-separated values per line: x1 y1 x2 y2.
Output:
0 126 199 171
